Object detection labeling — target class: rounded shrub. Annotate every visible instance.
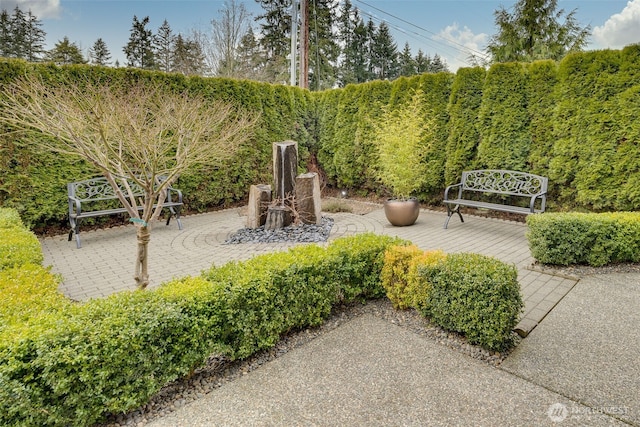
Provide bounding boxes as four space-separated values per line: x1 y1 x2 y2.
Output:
381 245 445 309
419 253 523 351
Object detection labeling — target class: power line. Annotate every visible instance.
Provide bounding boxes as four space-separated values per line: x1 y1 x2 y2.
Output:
352 0 490 63
357 9 475 66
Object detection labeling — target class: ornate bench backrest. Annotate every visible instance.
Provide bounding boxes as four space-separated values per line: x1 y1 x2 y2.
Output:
461 170 547 197
68 176 168 202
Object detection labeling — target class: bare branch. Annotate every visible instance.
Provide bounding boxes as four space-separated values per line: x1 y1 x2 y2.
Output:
0 74 259 288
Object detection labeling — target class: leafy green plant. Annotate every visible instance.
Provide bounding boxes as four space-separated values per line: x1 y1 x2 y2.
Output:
527 212 640 266
418 253 523 351
325 233 406 302
372 89 434 200
0 264 69 342
0 209 43 270
381 244 445 309
0 208 23 228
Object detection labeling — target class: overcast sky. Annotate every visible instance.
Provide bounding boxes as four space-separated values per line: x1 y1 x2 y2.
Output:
2 0 639 71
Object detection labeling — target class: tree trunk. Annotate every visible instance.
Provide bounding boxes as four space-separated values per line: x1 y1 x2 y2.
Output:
134 226 151 289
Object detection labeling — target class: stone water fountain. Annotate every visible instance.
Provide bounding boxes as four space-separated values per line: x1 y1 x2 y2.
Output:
246 140 322 231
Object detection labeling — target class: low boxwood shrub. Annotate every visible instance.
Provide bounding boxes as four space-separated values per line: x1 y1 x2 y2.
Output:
325 232 406 302
0 233 402 426
0 264 69 341
0 291 198 427
380 245 445 309
0 208 23 229
418 253 523 351
201 244 337 359
527 212 640 266
0 209 43 270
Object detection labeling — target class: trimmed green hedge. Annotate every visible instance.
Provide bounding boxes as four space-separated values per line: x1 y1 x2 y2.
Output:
418 253 523 351
0 208 23 228
0 233 403 427
527 212 640 266
0 208 43 270
5 47 640 229
1 216 524 425
0 264 70 341
0 60 312 228
378 245 522 351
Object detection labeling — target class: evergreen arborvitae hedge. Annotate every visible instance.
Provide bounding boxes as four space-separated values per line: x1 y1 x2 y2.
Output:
417 73 454 201
3 46 640 230
0 60 312 228
476 62 531 171
444 66 485 185
549 46 640 211
526 60 558 179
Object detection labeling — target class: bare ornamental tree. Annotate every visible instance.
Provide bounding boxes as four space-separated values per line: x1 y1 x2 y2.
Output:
0 76 258 288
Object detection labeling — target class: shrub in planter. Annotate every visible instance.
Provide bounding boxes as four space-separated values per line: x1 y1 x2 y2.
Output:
381 245 445 309
418 253 523 351
372 90 434 226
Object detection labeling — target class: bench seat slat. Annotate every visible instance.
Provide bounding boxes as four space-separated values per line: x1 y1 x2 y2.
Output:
71 202 184 219
443 199 543 214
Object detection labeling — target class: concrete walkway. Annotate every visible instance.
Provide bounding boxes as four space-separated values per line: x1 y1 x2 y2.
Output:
39 206 638 425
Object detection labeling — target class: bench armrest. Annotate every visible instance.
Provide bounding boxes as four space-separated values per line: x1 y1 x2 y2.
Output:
444 183 462 201
529 192 547 213
166 186 183 204
68 195 82 217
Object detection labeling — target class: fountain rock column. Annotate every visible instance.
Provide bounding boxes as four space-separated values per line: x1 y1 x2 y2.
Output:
295 172 322 225
265 141 298 230
273 140 298 204
246 184 271 228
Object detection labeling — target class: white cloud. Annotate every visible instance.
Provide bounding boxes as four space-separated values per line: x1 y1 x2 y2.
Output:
2 0 61 19
436 23 489 71
593 0 640 49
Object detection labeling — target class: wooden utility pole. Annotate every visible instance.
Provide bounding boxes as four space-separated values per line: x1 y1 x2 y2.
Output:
299 0 309 89
290 0 298 86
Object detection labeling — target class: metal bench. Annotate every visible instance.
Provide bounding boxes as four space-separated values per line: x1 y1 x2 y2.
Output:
67 176 183 248
443 170 548 229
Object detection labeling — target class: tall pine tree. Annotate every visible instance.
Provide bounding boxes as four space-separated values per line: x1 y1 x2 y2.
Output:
0 9 11 57
2 7 45 61
155 19 175 72
370 22 398 80
308 0 339 90
398 42 416 76
90 38 111 66
123 15 155 69
23 9 45 61
487 0 590 62
171 33 206 75
46 36 86 65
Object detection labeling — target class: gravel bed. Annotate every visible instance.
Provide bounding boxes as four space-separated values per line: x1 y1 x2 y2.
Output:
223 216 334 244
99 299 518 427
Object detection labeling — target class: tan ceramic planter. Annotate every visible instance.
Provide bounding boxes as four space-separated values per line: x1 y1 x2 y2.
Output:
383 198 420 226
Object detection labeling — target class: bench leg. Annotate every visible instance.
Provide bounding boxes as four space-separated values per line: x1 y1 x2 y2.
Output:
444 204 464 229
68 217 82 248
166 206 184 230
